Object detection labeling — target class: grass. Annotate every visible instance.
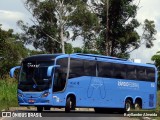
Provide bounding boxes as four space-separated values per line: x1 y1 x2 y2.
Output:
0 78 18 111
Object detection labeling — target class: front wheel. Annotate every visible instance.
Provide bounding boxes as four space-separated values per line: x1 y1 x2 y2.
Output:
65 97 71 113
94 108 101 113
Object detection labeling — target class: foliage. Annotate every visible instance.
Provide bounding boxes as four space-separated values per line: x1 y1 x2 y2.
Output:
68 0 99 49
82 0 156 58
0 25 28 78
0 79 18 110
65 43 73 54
18 0 81 53
151 51 160 90
28 50 45 56
73 47 83 53
18 0 157 58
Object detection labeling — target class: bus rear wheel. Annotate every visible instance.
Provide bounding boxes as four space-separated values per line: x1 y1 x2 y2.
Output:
125 100 133 112
134 101 142 110
44 107 51 111
37 107 43 112
65 97 71 113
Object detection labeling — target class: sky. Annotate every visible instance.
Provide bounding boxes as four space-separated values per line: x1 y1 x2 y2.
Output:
0 0 160 63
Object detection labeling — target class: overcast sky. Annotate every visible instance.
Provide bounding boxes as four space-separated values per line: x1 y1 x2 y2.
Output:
0 0 160 63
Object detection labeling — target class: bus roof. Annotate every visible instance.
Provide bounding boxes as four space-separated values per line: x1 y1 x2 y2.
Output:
70 53 156 68
22 53 156 68
73 53 128 61
23 54 63 62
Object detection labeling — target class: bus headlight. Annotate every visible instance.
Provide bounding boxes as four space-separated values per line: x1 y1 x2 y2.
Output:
18 93 23 97
41 92 50 98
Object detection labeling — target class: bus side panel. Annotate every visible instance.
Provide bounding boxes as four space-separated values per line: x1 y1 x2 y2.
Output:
51 77 156 109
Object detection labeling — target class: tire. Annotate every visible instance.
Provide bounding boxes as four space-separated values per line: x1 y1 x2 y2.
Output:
65 97 71 113
71 98 76 110
134 101 142 110
94 108 106 113
37 107 43 112
94 108 101 113
125 100 133 112
44 107 51 111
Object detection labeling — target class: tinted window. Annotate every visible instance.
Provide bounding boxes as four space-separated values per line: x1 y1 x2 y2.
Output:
84 60 96 76
113 63 126 79
69 58 84 78
98 61 113 78
126 65 136 80
54 58 68 92
136 66 146 81
146 67 155 82
18 61 53 92
57 58 68 74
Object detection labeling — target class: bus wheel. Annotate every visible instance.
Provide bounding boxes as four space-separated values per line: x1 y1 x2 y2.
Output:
125 100 132 112
71 97 76 110
37 107 43 112
65 97 71 113
134 101 142 110
44 107 51 111
94 108 101 113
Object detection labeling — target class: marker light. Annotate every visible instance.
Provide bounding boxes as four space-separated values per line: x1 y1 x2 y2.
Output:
41 92 50 98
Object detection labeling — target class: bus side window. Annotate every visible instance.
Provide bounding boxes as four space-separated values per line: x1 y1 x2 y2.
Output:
84 60 96 76
136 66 147 81
98 61 113 78
113 63 126 79
53 68 67 92
53 58 68 92
69 58 84 78
146 67 155 82
127 65 136 80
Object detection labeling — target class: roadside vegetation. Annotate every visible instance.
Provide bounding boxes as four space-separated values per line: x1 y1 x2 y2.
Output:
0 78 18 111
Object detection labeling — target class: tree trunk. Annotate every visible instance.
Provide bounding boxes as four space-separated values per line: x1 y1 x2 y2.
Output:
60 26 65 53
105 0 109 56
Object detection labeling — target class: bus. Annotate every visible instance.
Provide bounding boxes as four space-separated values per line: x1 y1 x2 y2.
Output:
10 53 158 112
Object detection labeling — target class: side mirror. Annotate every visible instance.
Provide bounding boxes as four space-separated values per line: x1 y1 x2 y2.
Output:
47 65 60 77
10 66 21 78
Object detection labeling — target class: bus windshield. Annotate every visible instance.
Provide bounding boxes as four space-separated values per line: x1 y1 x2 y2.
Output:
18 61 54 91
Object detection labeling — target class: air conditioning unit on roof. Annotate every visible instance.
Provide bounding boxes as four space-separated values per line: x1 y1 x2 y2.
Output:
132 59 141 63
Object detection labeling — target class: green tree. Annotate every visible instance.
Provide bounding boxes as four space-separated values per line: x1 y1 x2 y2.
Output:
69 0 99 46
18 0 84 54
151 51 160 89
73 47 83 53
82 0 156 58
18 0 156 57
0 25 28 78
65 43 73 54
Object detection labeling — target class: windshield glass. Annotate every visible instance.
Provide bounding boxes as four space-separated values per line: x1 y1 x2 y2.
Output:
18 61 54 91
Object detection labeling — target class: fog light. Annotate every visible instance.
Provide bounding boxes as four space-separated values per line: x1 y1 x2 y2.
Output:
41 92 50 98
18 93 23 97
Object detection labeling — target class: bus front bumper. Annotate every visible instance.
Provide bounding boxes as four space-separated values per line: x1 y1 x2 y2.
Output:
18 96 52 106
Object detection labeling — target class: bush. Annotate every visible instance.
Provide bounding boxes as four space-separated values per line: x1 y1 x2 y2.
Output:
0 79 18 110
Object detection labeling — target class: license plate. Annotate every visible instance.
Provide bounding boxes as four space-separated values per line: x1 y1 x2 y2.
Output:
28 99 35 103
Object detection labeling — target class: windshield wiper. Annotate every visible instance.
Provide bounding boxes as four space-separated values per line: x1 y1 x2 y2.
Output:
32 77 38 87
32 67 38 87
